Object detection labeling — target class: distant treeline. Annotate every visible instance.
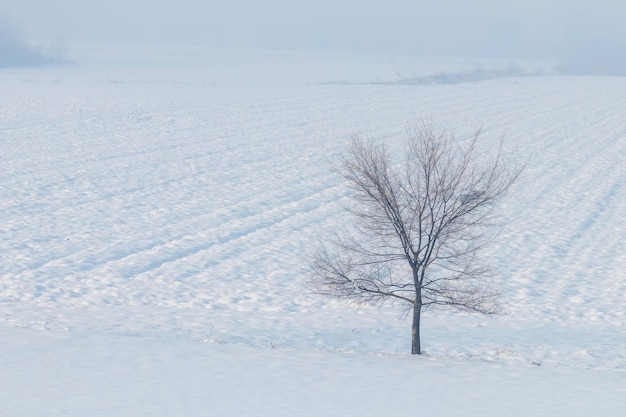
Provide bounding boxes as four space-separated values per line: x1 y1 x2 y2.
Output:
0 15 65 68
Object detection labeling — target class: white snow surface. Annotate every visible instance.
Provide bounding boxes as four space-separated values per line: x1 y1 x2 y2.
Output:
1 43 625 416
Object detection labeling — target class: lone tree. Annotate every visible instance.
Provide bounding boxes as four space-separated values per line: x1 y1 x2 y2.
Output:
308 122 523 354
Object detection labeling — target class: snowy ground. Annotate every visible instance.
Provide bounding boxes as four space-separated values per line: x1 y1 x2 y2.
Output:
1 43 625 415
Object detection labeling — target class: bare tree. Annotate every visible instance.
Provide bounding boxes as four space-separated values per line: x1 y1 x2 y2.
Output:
308 122 523 354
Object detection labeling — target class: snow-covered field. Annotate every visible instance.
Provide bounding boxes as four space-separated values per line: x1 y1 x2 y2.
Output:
1 43 625 416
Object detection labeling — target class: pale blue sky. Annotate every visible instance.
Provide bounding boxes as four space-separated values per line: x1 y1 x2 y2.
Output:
2 0 625 59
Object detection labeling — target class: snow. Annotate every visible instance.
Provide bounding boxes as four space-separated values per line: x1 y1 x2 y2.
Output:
1 43 625 415
3 326 624 417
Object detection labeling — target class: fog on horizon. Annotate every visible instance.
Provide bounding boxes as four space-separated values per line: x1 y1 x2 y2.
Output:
3 0 626 72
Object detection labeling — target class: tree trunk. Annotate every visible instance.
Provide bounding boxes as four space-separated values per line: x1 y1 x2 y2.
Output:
411 301 422 354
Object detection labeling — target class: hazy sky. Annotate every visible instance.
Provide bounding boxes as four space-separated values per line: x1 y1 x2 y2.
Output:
3 0 626 60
